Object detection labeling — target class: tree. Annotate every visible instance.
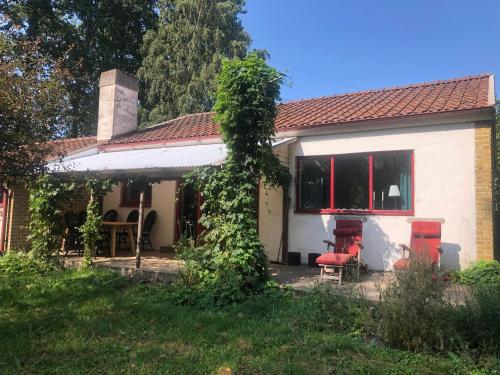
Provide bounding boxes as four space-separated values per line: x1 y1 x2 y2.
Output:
178 54 289 305
0 0 157 136
0 34 67 179
138 0 250 126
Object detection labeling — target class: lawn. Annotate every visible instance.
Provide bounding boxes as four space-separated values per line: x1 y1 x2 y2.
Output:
0 267 497 375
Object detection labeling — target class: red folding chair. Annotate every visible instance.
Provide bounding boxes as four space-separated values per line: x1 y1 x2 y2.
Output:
316 220 364 285
393 220 442 270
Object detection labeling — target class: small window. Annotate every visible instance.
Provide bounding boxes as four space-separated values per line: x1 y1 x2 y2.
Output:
373 153 412 211
299 157 330 209
120 182 152 207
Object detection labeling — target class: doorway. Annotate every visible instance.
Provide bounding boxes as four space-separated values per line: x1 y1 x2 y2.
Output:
176 183 201 241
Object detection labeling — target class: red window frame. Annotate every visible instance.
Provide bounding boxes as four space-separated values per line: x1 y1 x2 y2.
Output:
120 181 152 208
295 150 415 216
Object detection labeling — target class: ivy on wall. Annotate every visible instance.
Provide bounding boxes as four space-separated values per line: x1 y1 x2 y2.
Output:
178 53 290 305
27 174 75 260
79 178 113 268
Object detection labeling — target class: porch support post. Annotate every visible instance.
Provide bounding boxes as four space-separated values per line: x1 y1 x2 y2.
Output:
135 190 145 269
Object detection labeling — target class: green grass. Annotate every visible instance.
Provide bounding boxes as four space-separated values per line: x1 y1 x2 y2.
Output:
0 268 497 374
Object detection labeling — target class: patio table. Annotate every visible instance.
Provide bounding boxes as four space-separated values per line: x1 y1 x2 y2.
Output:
101 221 137 257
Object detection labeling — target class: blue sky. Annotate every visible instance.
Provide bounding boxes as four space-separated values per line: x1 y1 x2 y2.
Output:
241 0 500 102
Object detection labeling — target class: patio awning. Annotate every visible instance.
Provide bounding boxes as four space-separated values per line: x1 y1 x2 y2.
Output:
48 138 295 176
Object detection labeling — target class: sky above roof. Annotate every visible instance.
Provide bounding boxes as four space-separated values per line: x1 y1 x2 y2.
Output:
240 0 499 102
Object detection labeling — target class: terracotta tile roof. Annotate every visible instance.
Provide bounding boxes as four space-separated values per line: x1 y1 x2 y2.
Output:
105 73 493 146
46 136 97 160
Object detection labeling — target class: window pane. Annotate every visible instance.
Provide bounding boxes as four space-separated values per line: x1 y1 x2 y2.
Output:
299 157 330 209
334 155 369 210
373 153 412 211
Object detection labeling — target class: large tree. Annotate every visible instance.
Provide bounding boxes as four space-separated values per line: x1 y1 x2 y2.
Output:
138 0 250 125
0 34 67 179
0 0 157 137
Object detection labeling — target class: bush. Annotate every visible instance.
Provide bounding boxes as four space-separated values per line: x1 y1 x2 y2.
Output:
377 256 500 355
377 256 454 351
0 251 60 276
453 285 500 354
174 238 270 307
456 260 500 286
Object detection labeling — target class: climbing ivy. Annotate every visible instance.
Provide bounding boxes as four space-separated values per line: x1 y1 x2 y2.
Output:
27 173 75 261
178 53 290 305
79 178 113 268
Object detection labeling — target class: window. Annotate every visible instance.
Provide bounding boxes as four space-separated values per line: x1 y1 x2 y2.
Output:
120 182 152 207
299 157 331 209
296 150 413 215
373 153 412 211
334 155 369 210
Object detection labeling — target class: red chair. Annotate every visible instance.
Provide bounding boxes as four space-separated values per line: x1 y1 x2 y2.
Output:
316 220 364 285
393 221 442 270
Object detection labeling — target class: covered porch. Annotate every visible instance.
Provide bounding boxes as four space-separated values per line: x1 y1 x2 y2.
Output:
50 138 294 263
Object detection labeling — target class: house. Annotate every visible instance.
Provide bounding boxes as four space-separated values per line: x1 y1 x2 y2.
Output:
1 69 496 270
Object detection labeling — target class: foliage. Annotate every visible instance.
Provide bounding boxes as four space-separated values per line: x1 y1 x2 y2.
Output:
377 256 454 351
0 34 68 178
1 268 497 374
376 257 500 355
177 54 289 305
79 178 113 268
138 0 250 125
452 285 500 354
0 0 157 136
0 251 60 276
456 260 500 286
27 174 75 261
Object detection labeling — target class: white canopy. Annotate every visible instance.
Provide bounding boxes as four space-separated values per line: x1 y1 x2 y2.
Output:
48 138 295 176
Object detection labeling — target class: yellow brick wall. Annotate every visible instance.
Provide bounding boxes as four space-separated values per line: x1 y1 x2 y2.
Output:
475 124 494 260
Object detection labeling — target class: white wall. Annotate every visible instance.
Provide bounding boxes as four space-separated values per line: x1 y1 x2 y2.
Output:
259 183 283 261
288 122 477 270
102 180 177 250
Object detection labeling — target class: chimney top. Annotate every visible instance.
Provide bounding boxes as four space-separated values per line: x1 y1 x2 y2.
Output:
99 69 139 91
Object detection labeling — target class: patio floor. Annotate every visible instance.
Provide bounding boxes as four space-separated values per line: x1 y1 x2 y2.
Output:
64 251 389 301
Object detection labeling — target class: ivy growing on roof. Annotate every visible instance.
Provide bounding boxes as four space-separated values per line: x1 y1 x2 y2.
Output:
176 53 290 305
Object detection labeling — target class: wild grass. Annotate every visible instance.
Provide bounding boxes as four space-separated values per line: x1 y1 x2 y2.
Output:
0 258 497 374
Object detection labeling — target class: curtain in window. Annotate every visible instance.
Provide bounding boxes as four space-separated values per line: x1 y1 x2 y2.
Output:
399 171 411 211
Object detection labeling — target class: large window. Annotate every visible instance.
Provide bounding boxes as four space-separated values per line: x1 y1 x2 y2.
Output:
296 151 413 215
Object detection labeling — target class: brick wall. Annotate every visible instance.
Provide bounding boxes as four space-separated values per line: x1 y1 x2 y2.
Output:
6 183 30 251
474 123 495 260
5 183 90 252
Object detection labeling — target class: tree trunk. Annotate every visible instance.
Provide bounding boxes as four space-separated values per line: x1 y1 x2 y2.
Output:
135 190 145 269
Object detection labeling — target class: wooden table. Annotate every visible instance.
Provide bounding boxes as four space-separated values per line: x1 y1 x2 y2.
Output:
101 221 137 257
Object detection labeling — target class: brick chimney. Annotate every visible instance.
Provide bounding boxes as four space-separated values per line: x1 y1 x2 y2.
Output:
97 69 139 141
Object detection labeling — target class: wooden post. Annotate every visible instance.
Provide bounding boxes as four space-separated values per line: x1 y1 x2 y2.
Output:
135 190 145 269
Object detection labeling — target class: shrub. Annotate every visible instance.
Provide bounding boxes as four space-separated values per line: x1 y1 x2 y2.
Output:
0 251 60 276
456 260 500 286
452 285 500 354
377 256 454 351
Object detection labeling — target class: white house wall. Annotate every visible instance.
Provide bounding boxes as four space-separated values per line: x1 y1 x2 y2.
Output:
102 181 177 250
259 183 283 262
288 122 477 271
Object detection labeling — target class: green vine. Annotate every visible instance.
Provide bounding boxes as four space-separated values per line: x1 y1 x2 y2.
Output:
27 173 75 261
79 178 113 268
178 53 290 305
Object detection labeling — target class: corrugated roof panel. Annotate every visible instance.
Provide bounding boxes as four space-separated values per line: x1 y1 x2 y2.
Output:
48 138 295 174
